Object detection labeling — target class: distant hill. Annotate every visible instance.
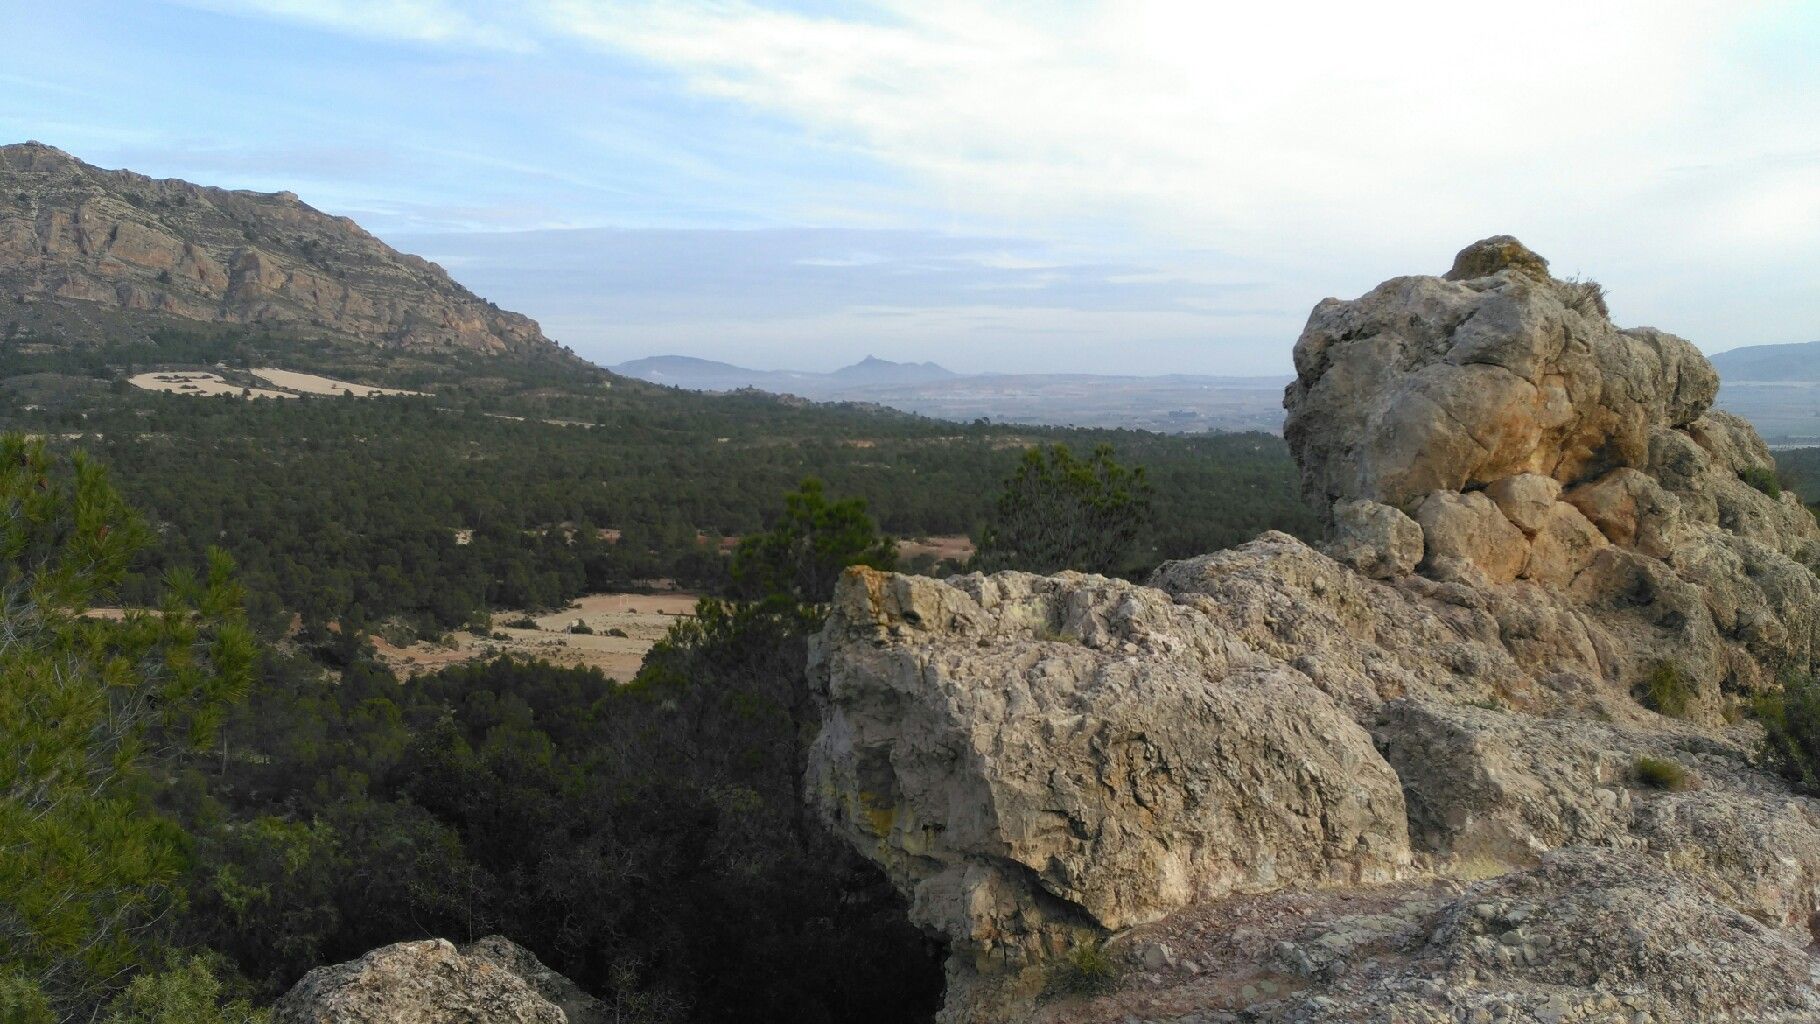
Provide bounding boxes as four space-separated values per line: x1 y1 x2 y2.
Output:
612 353 1290 433
0 141 566 360
1710 340 1820 382
828 355 955 386
609 355 822 392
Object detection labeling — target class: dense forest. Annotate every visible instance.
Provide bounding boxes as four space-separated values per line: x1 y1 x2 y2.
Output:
1 447 942 1022
0 327 1317 632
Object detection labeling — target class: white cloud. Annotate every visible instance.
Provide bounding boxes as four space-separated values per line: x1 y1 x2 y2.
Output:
538 0 1818 343
177 0 535 51
144 0 1820 360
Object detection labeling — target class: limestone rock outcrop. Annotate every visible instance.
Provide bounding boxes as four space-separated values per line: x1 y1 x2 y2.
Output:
1282 235 1819 695
809 239 1820 1022
811 567 1412 960
273 937 600 1024
0 142 560 357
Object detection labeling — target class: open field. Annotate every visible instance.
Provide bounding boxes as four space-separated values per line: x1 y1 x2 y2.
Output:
127 368 422 400
897 534 974 564
251 368 423 397
373 591 700 681
128 372 296 399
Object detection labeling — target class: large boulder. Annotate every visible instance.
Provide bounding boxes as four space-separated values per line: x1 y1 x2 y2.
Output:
1283 236 1820 694
1284 236 1717 516
807 240 1820 1023
273 937 597 1024
809 566 1412 968
1325 498 1424 578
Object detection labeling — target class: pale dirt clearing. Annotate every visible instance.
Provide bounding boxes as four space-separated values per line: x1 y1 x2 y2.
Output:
374 592 701 681
129 372 296 399
897 534 975 564
250 368 423 397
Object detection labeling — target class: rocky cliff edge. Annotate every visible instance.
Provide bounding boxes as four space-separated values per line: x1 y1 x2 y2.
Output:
808 238 1820 1023
0 141 557 356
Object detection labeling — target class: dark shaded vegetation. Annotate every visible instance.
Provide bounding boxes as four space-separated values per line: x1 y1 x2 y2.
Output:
1046 941 1121 997
1740 464 1782 499
1632 756 1691 792
1755 673 1820 794
172 478 947 1023
4 446 943 1023
1636 661 1697 719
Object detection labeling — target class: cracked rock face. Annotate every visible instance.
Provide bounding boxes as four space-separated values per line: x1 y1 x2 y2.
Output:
0 142 557 356
809 239 1820 1023
1286 236 1820 696
810 568 1412 959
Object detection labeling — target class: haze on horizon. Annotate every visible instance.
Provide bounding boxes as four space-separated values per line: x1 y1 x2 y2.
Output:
3 0 1815 376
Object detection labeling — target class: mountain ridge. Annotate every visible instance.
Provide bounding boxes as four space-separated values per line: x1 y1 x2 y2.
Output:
1710 339 1820 381
0 141 567 361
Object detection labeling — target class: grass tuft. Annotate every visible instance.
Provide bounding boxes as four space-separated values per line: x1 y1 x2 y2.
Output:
1048 941 1121 997
1637 661 1697 719
1633 755 1691 791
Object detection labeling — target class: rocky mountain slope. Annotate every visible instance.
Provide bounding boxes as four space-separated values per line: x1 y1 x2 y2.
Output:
808 238 1820 1023
0 142 558 357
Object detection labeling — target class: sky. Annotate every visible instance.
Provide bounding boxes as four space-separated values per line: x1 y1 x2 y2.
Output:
3 1 1816 375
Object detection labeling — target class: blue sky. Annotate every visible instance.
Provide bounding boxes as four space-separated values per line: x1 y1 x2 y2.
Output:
3 1 1816 374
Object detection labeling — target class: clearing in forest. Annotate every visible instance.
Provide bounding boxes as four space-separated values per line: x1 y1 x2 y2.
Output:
373 591 701 681
250 368 423 397
128 371 296 399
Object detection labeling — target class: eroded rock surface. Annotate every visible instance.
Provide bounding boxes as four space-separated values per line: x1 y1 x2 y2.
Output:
0 142 559 356
809 239 1820 1022
273 937 599 1024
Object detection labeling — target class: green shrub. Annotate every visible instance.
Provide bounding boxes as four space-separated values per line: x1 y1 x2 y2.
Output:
501 616 539 630
99 957 267 1024
1637 662 1697 719
1048 941 1121 997
568 622 595 635
1755 673 1820 793
1633 756 1691 791
1741 465 1782 499
0 972 54 1024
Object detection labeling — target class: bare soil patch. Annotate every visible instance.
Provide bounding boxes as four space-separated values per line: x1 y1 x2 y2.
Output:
128 372 295 400
897 534 975 564
250 368 422 397
374 592 700 681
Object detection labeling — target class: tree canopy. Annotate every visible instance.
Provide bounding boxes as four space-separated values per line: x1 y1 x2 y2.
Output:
974 443 1156 576
0 436 254 1017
